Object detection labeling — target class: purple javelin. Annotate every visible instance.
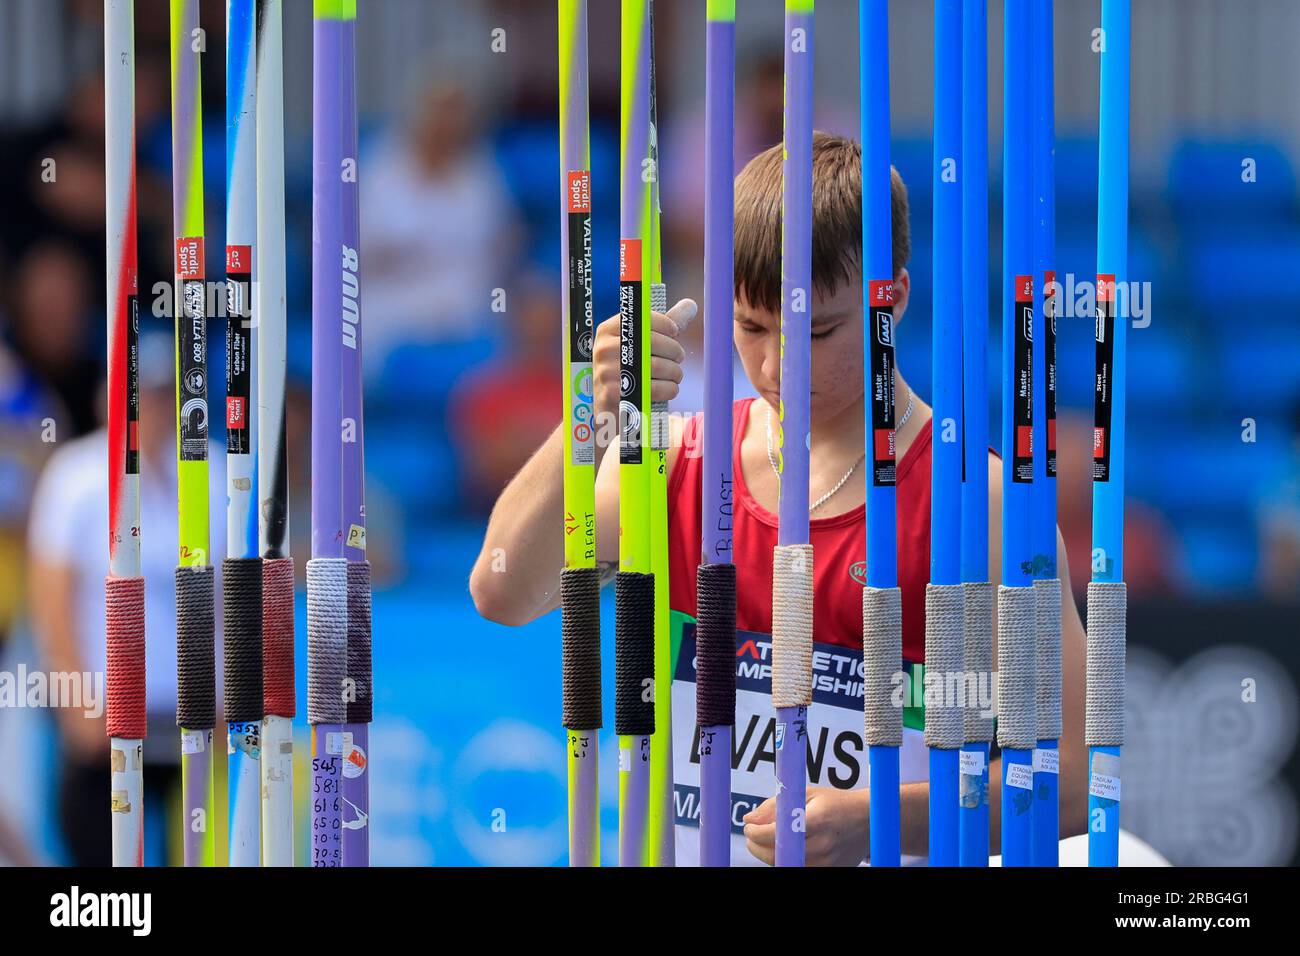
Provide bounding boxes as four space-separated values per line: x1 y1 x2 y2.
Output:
775 0 814 869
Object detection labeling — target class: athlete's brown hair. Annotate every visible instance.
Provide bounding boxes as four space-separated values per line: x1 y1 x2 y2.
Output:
733 131 911 313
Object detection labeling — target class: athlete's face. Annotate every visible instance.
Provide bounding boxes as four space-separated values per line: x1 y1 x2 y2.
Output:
734 269 911 426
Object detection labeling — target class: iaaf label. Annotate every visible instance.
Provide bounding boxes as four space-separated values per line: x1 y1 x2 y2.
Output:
1093 273 1116 481
225 245 252 455
1012 274 1034 483
670 618 927 866
175 237 208 462
866 279 897 486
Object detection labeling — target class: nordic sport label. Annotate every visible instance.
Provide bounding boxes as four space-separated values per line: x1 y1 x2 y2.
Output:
867 279 897 486
175 237 208 463
1012 274 1034 483
567 172 595 468
226 245 252 455
1093 273 1116 482
1044 270 1058 479
619 238 643 466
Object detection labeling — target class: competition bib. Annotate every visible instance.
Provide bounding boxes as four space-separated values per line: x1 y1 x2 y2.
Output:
670 612 930 866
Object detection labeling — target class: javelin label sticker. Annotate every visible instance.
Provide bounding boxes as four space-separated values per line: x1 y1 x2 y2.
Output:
126 267 140 475
1093 274 1116 482
619 238 643 466
1012 274 1034 483
1005 760 1034 791
226 245 252 455
567 172 595 467
867 279 897 486
176 238 208 462
1044 270 1058 478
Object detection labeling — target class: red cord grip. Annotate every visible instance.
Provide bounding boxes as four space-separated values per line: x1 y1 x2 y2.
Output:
105 576 147 739
262 557 296 718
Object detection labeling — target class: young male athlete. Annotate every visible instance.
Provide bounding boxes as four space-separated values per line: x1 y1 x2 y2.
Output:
471 133 1088 865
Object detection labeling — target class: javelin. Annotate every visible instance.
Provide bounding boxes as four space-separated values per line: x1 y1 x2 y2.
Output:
998 0 1037 868
308 0 353 868
859 0 902 868
772 0 814 869
337 0 373 868
1029 0 1062 868
696 0 737 869
1088 0 1129 869
104 0 146 868
256 0 295 867
169 0 217 869
616 0 655 867
558 0 601 868
224 0 263 868
645 0 675 868
926 0 965 868
958 0 993 868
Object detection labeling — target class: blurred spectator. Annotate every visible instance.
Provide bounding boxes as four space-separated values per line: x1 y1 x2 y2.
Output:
1258 399 1300 600
0 344 63 645
4 240 100 435
27 328 225 866
361 73 522 372
448 270 561 511
1056 410 1182 598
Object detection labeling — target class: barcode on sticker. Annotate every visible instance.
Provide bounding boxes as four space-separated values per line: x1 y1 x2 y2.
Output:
181 730 205 755
326 732 353 755
1033 748 1059 775
1005 761 1034 791
1090 772 1121 802
960 749 986 776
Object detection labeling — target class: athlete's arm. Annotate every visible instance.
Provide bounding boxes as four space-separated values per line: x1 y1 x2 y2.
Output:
470 301 694 625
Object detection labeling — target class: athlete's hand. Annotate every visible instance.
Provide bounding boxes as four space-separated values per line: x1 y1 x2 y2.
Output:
592 297 697 429
743 787 870 866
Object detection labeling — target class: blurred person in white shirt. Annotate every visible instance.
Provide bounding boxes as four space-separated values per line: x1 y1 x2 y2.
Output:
361 73 522 374
27 328 225 865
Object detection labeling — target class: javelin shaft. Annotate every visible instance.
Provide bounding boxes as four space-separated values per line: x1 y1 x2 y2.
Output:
774 0 814 869
958 0 992 868
227 0 258 561
558 0 601 868
697 0 737 869
927 0 963 868
860 0 901 867
1030 0 1061 869
1088 0 1129 869
256 0 294 868
645 0 674 868
170 0 216 869
999 0 1035 868
309 0 353 868
337 2 371 868
257 0 289 563
170 0 210 566
616 0 654 867
225 0 262 869
105 0 145 868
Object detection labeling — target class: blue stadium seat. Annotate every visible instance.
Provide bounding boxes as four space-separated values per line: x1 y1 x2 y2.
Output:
1167 138 1299 224
1177 513 1258 593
